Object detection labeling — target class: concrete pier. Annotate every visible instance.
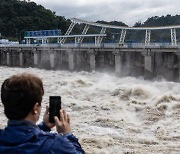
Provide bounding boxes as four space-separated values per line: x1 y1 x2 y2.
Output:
143 50 154 79
76 51 82 69
6 52 10 66
33 51 39 66
0 50 6 65
178 55 180 82
68 50 74 71
144 55 153 72
19 50 23 66
89 50 96 71
125 52 131 76
49 51 55 68
114 50 122 74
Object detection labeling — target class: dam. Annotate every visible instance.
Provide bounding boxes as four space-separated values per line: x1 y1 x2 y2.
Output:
1 18 180 81
0 44 180 82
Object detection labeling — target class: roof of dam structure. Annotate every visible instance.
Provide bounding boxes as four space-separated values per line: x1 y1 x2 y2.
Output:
71 18 180 30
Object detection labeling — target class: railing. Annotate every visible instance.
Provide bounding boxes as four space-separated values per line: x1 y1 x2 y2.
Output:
0 43 179 48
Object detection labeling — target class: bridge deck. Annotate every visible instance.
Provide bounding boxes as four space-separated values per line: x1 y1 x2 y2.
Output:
0 44 179 53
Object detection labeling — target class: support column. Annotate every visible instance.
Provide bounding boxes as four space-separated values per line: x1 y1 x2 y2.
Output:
119 29 127 46
68 50 74 71
145 30 151 46
88 50 96 71
77 24 90 44
0 50 1 65
171 28 177 46
173 53 180 82
59 51 63 65
2 50 6 65
95 27 106 46
46 38 49 44
167 54 174 69
60 22 76 44
75 37 78 46
26 38 31 44
26 38 30 44
142 49 154 79
50 51 55 68
113 50 123 74
178 55 180 82
33 49 39 66
144 55 153 72
57 37 60 44
19 49 23 66
76 51 82 68
154 52 163 77
125 52 131 76
42 39 45 44
6 51 10 66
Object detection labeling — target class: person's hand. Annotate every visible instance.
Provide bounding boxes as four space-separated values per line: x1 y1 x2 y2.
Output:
43 106 55 128
54 109 71 134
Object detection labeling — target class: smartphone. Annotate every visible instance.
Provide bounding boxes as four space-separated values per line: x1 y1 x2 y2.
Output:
49 96 61 123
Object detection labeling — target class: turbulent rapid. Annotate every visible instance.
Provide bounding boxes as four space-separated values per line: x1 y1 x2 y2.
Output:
0 66 180 154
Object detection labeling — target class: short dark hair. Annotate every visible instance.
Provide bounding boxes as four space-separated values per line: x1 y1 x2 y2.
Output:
1 73 44 120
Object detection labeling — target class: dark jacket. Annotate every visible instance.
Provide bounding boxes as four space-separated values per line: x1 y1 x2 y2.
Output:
0 120 85 154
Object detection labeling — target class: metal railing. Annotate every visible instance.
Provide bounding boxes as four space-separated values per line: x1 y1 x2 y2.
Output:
0 43 179 48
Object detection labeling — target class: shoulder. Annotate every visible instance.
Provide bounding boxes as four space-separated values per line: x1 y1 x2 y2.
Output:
0 128 4 136
41 132 75 153
40 132 71 144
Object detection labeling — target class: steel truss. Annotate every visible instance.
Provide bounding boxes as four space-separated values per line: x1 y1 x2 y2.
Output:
171 28 177 46
60 22 76 44
76 24 90 44
71 18 180 30
119 29 126 45
95 27 106 45
145 30 151 46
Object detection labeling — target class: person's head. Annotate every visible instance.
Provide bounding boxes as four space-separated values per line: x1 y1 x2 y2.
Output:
1 73 44 121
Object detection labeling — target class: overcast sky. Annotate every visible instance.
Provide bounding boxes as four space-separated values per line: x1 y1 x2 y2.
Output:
32 0 180 26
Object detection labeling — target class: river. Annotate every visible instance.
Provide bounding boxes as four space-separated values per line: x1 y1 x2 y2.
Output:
0 67 180 153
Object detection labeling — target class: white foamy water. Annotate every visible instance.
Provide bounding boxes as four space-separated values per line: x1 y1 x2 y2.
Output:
0 66 180 154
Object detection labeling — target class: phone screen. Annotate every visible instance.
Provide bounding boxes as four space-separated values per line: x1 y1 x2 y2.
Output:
49 96 61 123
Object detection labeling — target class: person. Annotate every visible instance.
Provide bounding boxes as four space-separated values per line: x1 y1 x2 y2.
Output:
0 73 85 154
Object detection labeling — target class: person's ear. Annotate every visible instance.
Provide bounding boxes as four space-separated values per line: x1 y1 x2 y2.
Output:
32 102 40 114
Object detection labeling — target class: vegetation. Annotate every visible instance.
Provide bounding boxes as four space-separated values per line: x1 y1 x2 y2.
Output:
131 15 180 42
0 0 70 40
0 0 180 43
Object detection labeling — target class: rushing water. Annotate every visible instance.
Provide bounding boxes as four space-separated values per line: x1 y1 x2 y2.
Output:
0 66 180 154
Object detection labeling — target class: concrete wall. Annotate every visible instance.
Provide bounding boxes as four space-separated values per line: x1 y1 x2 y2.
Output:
0 46 180 82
